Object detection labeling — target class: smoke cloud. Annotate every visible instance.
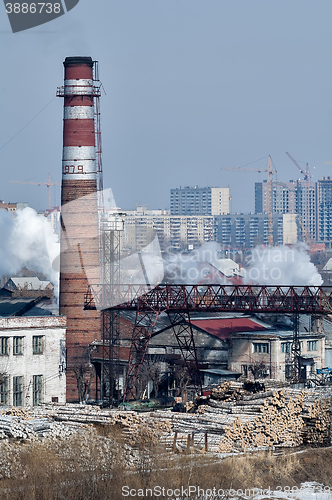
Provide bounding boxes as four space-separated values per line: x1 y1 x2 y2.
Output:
164 242 240 284
243 244 323 286
0 207 59 295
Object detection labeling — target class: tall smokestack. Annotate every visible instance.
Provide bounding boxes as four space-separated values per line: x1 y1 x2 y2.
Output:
57 56 101 402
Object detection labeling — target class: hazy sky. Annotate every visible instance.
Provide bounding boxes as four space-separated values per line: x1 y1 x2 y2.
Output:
0 0 331 213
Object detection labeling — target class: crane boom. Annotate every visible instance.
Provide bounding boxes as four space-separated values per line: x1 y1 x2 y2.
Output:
221 155 275 246
286 152 310 181
8 173 59 209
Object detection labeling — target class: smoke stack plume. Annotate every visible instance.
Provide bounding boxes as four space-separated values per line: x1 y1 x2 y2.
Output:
58 56 101 402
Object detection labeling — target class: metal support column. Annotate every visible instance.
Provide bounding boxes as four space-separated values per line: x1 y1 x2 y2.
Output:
291 313 301 383
167 311 202 395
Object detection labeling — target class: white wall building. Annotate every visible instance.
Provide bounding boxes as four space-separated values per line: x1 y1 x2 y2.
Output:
0 316 66 407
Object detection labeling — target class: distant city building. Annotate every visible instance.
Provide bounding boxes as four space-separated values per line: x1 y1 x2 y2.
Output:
122 207 214 252
318 177 332 242
214 213 284 248
170 186 230 216
44 206 61 235
255 180 317 241
0 201 28 213
4 277 54 293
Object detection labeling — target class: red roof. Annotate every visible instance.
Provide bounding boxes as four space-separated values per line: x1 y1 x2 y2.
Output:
190 318 268 340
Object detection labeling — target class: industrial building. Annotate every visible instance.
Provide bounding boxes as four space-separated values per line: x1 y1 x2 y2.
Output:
0 293 66 406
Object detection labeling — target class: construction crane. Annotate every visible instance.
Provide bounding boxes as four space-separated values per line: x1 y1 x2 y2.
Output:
8 173 60 209
286 152 312 239
221 155 275 246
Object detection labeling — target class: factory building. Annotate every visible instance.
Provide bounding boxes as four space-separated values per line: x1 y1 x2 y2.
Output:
229 330 325 382
0 293 66 406
98 312 326 400
170 186 230 216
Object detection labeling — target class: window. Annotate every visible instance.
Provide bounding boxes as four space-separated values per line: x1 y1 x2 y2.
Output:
13 337 24 355
253 343 269 353
33 375 43 406
0 337 8 356
32 336 43 355
285 365 292 379
281 342 292 353
307 340 318 351
0 378 8 404
241 365 248 377
13 376 23 406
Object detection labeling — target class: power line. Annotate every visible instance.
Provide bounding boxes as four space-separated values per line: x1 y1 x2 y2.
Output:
0 97 56 152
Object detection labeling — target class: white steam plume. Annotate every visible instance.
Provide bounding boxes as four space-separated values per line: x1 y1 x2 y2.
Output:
0 208 59 295
164 242 236 284
243 244 322 286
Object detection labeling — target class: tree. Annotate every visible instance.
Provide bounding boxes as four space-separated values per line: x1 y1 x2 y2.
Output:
73 364 95 403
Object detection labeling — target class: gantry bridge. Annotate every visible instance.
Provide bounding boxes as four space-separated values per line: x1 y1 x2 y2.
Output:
84 285 332 402
85 284 332 315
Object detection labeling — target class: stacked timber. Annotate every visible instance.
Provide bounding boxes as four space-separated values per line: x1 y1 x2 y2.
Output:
0 382 328 454
0 414 51 440
302 397 332 445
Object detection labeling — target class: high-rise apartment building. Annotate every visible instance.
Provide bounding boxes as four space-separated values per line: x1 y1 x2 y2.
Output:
122 207 214 253
170 186 230 216
214 213 284 248
318 177 332 242
255 180 317 241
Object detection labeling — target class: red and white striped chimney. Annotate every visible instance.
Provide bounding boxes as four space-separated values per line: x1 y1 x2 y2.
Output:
58 57 101 402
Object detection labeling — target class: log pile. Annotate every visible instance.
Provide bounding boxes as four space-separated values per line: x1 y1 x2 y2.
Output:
0 382 329 455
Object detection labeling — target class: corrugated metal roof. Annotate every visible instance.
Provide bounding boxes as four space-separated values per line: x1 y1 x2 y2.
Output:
0 297 38 317
190 317 269 340
201 368 242 376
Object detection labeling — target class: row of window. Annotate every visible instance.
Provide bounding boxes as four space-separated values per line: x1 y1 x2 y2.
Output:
0 375 43 406
0 336 43 356
253 340 319 354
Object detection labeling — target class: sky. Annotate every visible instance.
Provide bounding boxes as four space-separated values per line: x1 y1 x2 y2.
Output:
0 0 332 214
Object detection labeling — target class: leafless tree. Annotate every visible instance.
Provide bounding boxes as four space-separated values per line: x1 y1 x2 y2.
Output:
74 364 95 403
174 366 190 398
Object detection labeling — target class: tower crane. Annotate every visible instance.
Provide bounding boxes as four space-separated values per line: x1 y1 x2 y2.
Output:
286 152 312 238
221 155 275 246
8 173 60 209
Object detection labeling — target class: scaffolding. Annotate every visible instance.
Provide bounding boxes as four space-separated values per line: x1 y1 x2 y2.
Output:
99 217 124 405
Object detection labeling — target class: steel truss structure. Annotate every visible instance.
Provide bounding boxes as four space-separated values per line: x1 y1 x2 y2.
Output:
98 226 122 405
85 284 332 315
85 284 332 400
